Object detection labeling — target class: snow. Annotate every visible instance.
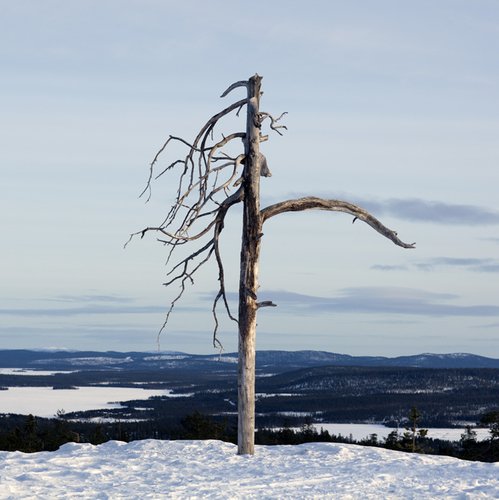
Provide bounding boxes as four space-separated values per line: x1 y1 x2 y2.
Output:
143 354 189 361
0 439 497 499
202 356 238 364
255 392 301 398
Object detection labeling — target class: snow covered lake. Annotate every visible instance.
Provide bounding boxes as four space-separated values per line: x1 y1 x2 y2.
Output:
317 423 491 442
0 386 177 418
0 369 76 376
0 439 497 499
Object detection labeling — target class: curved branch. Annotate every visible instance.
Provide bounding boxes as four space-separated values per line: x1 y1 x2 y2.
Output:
192 99 248 151
220 80 249 98
208 132 245 166
211 189 244 329
261 197 415 248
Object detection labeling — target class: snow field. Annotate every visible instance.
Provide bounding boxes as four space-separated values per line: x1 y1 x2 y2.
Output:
0 439 497 499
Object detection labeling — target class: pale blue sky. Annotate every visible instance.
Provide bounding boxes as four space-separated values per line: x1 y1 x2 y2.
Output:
1 1 498 356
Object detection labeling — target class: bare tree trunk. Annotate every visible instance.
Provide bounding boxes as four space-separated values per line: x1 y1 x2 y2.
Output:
237 74 263 455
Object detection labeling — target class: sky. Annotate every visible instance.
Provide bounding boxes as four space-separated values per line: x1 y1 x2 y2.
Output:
1 0 499 357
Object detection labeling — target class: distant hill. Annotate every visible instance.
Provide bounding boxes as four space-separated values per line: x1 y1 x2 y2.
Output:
255 350 499 369
0 349 497 371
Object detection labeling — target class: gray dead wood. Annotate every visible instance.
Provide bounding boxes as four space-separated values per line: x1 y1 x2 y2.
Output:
130 74 415 456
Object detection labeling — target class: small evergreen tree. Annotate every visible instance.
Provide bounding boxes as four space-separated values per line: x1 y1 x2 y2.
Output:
460 425 477 445
89 424 108 445
404 407 427 453
459 425 479 460
359 433 379 446
384 430 400 450
22 414 43 453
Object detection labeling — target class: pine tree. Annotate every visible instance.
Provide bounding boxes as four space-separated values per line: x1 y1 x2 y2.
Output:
404 406 427 453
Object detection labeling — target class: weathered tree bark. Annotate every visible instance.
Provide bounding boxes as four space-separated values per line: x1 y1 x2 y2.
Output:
237 75 263 455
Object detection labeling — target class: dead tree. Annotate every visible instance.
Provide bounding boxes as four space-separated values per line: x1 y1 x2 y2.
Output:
129 74 415 455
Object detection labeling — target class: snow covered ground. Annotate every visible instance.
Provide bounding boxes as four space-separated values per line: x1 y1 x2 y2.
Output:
0 439 497 499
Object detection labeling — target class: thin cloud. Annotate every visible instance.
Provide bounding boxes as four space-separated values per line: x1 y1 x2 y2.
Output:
380 199 499 225
234 287 499 318
372 257 499 273
0 305 167 317
414 257 499 273
0 300 204 317
371 264 408 271
477 322 499 329
48 294 135 304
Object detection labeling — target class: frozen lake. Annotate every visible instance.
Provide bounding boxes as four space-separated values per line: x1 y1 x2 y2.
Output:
315 423 490 442
0 386 176 418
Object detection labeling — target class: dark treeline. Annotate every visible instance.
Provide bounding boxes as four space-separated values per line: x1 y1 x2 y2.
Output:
1 409 497 462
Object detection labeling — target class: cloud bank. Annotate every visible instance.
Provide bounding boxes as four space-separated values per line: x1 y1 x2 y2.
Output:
365 199 499 225
372 257 499 273
243 287 499 318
